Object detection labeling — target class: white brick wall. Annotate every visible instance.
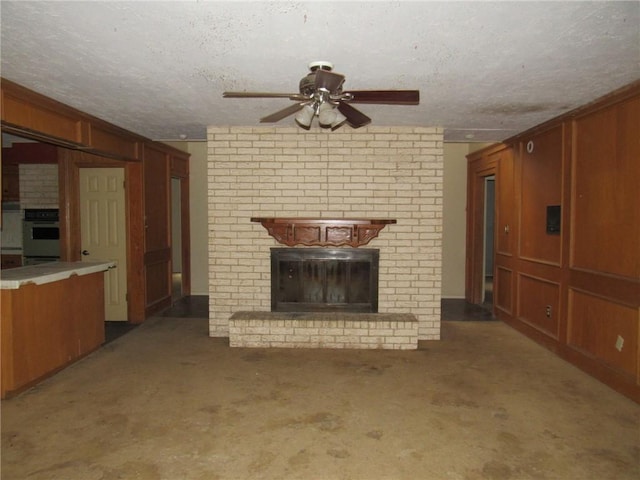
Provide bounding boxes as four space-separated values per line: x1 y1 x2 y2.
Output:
19 164 59 208
207 126 443 340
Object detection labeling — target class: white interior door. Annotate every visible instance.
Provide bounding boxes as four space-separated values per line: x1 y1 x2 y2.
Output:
79 168 128 321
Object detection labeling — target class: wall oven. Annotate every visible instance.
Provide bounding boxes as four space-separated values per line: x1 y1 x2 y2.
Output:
22 209 61 265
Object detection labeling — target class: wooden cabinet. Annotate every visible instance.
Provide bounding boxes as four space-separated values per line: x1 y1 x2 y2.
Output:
1 254 22 269
1 162 19 201
1 271 105 398
3 142 58 164
2 142 59 203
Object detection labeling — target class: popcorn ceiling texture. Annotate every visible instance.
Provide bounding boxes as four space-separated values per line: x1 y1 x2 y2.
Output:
207 126 443 340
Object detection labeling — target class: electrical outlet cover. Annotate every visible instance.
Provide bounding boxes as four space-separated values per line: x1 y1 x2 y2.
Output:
615 335 624 352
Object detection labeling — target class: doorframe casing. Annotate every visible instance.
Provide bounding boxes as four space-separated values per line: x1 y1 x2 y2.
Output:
58 149 146 322
170 159 191 299
169 175 191 299
465 149 498 305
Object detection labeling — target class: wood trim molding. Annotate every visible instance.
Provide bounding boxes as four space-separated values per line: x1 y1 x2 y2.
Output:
1 78 192 325
465 146 504 304
251 218 396 248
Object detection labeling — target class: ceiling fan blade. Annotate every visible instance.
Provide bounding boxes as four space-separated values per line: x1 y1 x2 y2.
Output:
260 103 306 123
337 101 372 128
314 69 345 93
223 92 306 101
343 90 420 105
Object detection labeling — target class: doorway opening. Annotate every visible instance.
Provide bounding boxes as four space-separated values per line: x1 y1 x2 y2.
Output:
465 151 497 309
483 176 495 305
171 177 183 301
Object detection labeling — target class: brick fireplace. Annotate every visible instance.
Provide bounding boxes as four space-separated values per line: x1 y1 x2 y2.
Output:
207 126 443 341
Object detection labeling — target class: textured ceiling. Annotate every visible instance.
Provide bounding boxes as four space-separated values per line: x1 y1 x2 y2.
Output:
1 1 638 142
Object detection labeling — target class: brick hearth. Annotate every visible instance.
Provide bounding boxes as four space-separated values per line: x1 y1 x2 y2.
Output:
229 312 418 350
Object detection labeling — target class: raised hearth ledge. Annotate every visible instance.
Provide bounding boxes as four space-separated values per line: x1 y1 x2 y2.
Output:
250 217 396 247
229 311 418 350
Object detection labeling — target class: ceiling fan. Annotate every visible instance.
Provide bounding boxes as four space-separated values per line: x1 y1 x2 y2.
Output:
223 61 420 130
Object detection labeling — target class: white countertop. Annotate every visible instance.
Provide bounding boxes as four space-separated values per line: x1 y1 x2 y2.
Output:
0 261 115 290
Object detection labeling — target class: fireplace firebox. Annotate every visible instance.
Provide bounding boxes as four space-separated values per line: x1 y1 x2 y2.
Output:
271 248 379 313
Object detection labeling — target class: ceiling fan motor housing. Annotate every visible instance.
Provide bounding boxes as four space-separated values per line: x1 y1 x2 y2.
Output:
299 74 316 96
299 61 335 96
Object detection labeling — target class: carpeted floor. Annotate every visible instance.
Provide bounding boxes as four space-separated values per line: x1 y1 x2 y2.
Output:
1 299 638 480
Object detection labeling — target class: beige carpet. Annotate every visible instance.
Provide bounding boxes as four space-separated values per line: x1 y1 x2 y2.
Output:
2 316 638 479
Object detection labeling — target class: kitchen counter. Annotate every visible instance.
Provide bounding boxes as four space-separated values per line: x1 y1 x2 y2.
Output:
0 261 114 289
1 261 113 398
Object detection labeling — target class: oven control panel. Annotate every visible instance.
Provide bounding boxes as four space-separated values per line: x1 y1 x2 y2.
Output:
24 209 59 221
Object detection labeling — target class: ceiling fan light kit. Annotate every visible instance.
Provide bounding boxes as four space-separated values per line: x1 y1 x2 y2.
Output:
223 62 419 131
294 104 315 130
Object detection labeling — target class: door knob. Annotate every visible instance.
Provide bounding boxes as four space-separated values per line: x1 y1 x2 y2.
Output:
81 250 90 256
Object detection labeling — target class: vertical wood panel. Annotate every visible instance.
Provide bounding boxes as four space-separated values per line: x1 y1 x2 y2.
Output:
144 146 170 252
0 290 15 394
571 96 640 279
568 289 638 378
143 145 171 312
495 148 516 256
70 273 105 354
519 126 563 264
145 259 171 312
495 266 513 314
517 274 560 339
126 161 146 323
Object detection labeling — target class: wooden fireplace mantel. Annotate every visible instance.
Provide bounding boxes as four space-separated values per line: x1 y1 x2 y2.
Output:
251 218 397 247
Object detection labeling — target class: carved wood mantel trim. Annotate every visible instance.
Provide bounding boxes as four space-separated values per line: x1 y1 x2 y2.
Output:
250 218 396 247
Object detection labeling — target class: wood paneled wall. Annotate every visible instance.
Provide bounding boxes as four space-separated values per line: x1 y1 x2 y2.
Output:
1 78 190 323
467 81 640 402
143 144 172 315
